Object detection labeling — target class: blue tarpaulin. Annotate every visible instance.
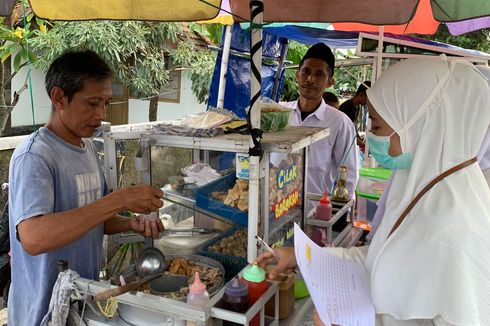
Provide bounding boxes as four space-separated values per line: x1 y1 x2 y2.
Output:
208 54 284 118
207 24 360 117
264 25 359 48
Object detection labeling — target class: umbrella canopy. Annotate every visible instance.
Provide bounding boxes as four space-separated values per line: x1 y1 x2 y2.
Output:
229 0 490 24
27 0 490 35
28 0 223 22
331 0 490 35
229 0 490 35
27 0 490 24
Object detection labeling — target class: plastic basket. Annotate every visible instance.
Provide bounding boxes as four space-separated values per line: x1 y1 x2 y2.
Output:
356 167 392 200
194 173 248 226
198 227 248 282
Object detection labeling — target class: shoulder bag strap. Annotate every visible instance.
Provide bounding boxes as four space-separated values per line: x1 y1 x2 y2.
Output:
387 157 477 238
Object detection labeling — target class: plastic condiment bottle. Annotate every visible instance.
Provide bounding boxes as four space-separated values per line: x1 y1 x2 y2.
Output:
311 192 332 247
222 277 249 326
186 272 210 326
241 263 268 326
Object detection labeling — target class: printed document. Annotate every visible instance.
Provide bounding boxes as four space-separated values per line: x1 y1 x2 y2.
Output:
294 223 375 326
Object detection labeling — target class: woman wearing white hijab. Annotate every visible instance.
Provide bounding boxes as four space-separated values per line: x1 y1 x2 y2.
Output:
368 64 490 244
257 55 490 325
475 66 490 185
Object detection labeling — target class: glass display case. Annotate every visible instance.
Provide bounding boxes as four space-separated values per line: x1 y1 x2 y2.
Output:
73 125 341 325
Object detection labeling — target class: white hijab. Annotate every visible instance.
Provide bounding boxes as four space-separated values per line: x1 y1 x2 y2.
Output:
365 56 490 325
476 65 490 172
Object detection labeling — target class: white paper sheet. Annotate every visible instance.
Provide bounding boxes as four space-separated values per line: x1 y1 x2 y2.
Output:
294 223 375 326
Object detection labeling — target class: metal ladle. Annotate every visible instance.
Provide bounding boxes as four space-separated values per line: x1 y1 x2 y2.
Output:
136 246 166 278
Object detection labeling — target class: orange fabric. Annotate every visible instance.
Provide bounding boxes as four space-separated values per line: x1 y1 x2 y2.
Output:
332 0 439 35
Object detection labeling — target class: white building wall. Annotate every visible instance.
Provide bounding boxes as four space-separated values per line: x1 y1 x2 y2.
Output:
10 67 52 127
128 72 206 123
11 68 206 127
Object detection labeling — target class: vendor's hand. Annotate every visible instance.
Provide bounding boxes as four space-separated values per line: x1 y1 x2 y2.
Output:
254 247 296 280
118 185 164 214
129 215 164 238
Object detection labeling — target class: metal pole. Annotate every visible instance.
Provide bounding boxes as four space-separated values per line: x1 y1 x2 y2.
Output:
271 40 288 100
247 0 263 263
375 26 385 81
217 25 233 109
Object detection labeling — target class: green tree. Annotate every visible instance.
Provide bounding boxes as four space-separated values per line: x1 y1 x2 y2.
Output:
279 41 365 102
169 23 220 104
422 25 490 53
0 13 42 136
29 20 182 122
171 39 217 104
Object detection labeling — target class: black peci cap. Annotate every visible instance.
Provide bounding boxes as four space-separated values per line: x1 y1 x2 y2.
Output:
299 43 335 76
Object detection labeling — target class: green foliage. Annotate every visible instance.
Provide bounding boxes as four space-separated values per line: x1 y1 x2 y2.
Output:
279 41 306 102
421 25 490 53
29 21 182 98
279 42 367 101
170 40 217 103
0 14 43 72
188 23 223 45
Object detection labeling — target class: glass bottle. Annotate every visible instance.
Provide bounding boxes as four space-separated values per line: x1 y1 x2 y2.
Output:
331 164 350 203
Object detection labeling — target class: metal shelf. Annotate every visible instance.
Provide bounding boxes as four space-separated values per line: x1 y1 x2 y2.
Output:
141 126 329 153
75 276 279 326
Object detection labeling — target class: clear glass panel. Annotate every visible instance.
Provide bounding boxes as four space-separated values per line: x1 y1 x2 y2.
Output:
268 150 304 247
115 139 143 189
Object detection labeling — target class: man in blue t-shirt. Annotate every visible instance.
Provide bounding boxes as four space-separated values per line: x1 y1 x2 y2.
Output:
8 50 165 325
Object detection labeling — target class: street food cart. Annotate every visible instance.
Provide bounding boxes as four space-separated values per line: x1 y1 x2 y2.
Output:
70 124 357 325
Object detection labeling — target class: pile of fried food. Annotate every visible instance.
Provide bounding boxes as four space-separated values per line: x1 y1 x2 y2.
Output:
211 179 249 212
140 257 222 299
208 229 247 258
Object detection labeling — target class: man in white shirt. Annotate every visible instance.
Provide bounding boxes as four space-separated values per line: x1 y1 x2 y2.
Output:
282 43 358 196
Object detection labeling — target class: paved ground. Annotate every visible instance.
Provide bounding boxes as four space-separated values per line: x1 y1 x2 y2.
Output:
0 298 6 325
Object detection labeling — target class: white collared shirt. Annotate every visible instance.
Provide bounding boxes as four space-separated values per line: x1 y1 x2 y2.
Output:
281 99 359 196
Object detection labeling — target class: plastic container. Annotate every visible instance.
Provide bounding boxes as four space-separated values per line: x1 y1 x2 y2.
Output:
311 192 332 246
261 108 291 132
265 272 295 320
241 263 269 326
356 195 378 222
194 173 248 226
198 227 248 282
186 272 210 326
356 167 392 199
260 99 291 132
222 277 249 326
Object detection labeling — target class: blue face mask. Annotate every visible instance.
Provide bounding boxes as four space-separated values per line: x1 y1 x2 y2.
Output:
367 131 412 170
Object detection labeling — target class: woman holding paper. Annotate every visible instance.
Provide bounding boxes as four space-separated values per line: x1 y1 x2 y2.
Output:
257 55 490 325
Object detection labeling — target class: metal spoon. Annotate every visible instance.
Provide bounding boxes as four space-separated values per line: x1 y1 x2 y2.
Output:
136 246 166 278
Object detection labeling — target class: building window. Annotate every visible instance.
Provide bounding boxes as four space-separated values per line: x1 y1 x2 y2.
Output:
159 57 181 103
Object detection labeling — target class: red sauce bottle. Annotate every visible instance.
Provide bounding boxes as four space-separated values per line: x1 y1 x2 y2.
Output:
241 263 268 326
